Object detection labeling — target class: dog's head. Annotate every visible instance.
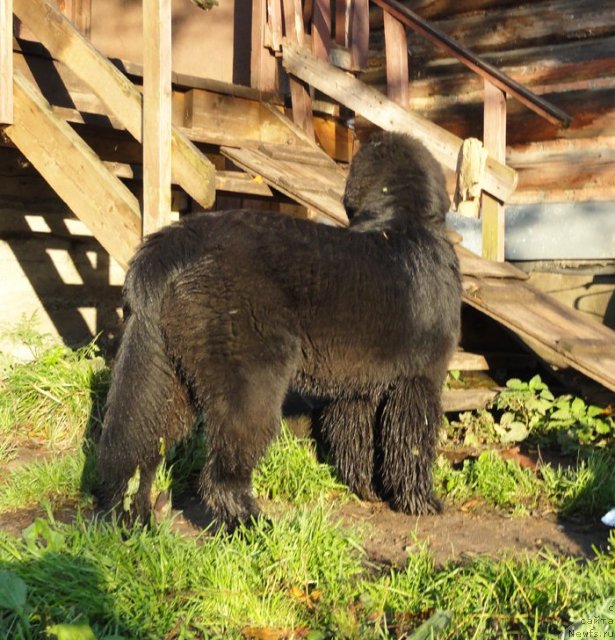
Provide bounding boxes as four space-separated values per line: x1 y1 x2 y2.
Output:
343 132 450 233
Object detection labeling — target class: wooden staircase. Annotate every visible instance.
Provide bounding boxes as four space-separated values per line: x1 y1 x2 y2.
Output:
4 0 216 270
2 0 614 392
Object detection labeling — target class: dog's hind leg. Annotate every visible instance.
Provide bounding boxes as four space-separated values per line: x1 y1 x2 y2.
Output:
318 395 379 501
96 316 196 524
379 377 442 514
196 368 288 530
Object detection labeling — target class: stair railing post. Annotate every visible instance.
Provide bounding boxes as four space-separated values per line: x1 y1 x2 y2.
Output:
0 0 13 125
383 11 409 109
350 0 369 70
481 80 507 262
282 0 315 138
142 0 173 237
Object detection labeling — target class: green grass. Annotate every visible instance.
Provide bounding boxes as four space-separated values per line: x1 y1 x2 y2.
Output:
434 451 543 514
0 335 108 449
0 511 613 639
2 327 615 638
0 450 91 514
253 423 349 504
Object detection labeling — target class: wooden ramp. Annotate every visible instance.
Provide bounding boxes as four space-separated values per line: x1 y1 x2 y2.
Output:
222 127 615 393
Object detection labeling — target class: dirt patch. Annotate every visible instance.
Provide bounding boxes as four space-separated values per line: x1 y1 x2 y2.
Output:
336 500 610 566
0 497 609 568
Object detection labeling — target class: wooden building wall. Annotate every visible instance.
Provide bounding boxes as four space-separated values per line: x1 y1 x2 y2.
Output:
363 0 615 205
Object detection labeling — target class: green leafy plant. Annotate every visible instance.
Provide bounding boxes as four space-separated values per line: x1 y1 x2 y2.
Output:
494 375 615 452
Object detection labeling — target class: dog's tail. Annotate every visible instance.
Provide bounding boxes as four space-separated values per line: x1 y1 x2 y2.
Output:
96 224 198 520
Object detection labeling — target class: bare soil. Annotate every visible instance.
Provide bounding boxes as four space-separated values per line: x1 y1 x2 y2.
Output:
0 495 609 567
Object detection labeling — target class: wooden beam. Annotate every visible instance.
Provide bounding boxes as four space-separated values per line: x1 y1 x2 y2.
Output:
0 0 12 124
282 0 315 138
251 0 277 91
481 80 507 261
5 71 140 270
383 12 408 109
350 0 369 69
311 0 331 61
142 0 172 236
13 0 215 209
283 44 518 201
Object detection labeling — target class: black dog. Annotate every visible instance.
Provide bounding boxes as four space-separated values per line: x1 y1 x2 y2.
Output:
96 132 462 529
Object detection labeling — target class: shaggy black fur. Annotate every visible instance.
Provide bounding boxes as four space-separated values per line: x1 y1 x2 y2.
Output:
96 131 462 529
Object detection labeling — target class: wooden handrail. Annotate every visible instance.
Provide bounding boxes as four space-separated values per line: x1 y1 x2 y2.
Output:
371 0 572 127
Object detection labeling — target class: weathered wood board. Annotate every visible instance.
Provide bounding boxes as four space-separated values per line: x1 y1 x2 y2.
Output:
5 72 140 271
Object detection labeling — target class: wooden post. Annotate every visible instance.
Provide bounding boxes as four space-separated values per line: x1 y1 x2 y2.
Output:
251 0 277 92
350 0 368 69
142 0 172 236
383 12 408 108
311 0 331 61
282 0 314 138
0 0 13 124
335 0 349 46
58 0 91 37
481 80 507 261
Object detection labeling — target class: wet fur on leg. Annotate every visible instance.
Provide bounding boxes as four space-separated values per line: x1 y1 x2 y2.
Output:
379 377 443 515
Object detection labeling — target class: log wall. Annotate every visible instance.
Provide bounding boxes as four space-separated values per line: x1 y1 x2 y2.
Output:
361 0 615 203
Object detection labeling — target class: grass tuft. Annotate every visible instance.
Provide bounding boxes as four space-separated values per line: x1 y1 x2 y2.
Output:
253 423 349 504
0 337 108 449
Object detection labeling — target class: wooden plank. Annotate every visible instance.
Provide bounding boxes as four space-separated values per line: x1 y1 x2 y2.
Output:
251 0 278 91
221 145 347 225
448 351 488 371
442 387 499 412
0 0 12 124
383 12 409 108
13 0 215 209
267 0 283 51
311 0 331 61
448 351 536 372
215 171 273 196
350 0 369 69
335 0 350 46
5 71 140 270
142 0 172 236
481 80 506 261
463 279 615 391
282 43 518 202
58 0 91 37
282 0 315 138
456 245 527 280
182 89 304 147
